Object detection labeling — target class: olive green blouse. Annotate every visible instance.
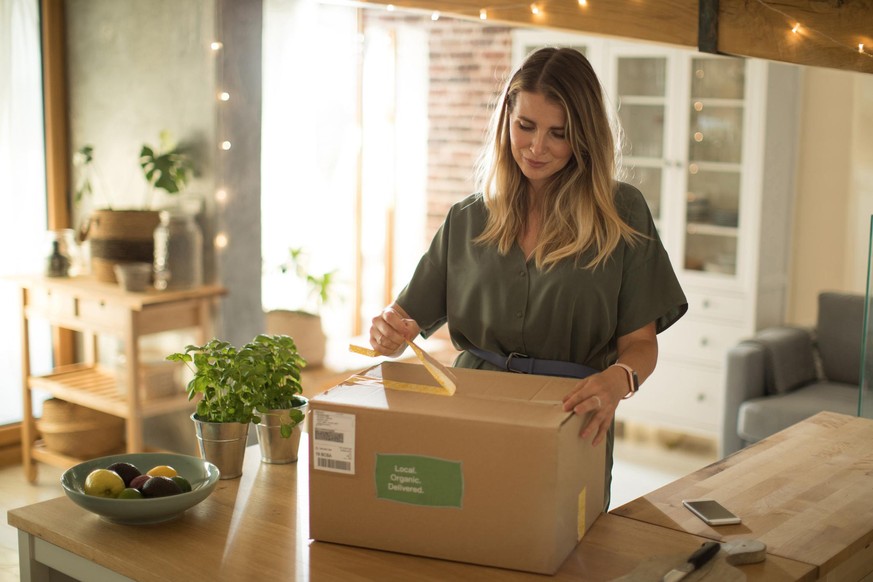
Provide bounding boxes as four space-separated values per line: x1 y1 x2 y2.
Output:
396 182 688 372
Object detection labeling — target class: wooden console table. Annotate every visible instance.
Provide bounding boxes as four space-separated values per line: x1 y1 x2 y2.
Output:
12 276 226 482
613 411 873 581
7 437 813 581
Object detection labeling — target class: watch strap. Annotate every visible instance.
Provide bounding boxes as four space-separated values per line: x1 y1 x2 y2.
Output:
611 363 639 399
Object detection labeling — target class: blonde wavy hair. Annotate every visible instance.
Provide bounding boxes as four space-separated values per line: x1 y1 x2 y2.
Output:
474 47 639 270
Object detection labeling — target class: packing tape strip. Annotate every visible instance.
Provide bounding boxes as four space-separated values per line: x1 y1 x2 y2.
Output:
382 379 454 397
349 344 380 357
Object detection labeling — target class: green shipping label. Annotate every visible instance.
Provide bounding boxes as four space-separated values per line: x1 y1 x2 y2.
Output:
375 454 463 508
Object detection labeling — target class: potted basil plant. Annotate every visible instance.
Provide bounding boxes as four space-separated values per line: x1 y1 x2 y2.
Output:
245 334 309 464
166 334 308 477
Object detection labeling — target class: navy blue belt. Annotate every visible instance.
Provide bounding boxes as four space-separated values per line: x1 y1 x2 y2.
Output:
467 347 599 379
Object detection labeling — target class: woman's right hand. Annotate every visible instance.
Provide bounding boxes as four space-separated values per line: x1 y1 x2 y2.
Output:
369 303 421 357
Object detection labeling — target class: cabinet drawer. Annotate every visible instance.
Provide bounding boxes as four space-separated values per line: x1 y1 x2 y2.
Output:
28 288 77 319
658 319 747 364
617 360 723 434
78 298 128 327
685 291 746 322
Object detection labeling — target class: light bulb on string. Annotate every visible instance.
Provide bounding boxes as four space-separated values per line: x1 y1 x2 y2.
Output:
479 8 487 19
215 189 228 204
220 140 232 151
218 91 230 102
530 3 541 15
210 41 223 51
791 22 801 34
386 4 395 11
431 11 440 20
578 0 587 6
860 44 866 54
214 233 228 250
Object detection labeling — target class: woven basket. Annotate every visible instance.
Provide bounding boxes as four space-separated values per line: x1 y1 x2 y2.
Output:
37 398 124 458
85 209 160 283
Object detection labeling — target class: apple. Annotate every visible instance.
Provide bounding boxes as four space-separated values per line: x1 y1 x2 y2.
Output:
83 469 125 498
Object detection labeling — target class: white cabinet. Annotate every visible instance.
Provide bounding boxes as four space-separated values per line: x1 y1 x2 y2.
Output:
512 31 801 451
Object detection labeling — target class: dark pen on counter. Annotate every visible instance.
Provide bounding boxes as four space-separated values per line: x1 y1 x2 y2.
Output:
661 540 721 582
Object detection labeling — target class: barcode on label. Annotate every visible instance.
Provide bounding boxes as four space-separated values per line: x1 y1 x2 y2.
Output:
317 457 351 471
314 429 344 443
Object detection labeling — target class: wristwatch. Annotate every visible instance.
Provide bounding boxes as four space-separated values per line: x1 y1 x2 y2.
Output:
612 363 639 399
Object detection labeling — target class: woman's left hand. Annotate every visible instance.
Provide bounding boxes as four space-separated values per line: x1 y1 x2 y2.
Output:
561 366 629 446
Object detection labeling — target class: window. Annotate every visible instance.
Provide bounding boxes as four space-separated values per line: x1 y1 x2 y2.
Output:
261 1 428 357
0 0 51 425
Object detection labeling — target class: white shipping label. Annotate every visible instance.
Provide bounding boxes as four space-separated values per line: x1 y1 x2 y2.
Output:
312 409 356 474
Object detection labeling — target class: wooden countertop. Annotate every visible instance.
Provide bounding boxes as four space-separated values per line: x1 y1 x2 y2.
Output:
7 435 814 581
612 411 873 580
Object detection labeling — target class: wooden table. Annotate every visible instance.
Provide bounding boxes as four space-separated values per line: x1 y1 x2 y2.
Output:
12 275 225 482
613 411 873 582
7 436 813 582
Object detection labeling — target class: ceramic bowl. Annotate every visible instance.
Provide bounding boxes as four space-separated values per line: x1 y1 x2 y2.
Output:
61 452 220 525
113 262 153 292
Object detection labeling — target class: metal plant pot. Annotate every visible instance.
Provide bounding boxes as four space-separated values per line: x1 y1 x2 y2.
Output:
255 400 308 464
191 413 250 479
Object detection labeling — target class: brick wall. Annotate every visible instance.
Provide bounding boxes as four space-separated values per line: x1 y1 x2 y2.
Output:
426 21 512 239
362 12 513 242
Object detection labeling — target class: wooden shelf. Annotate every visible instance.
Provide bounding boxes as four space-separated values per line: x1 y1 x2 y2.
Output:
29 364 192 418
14 276 225 481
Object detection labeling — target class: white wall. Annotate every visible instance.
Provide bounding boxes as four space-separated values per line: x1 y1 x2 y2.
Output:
788 67 873 325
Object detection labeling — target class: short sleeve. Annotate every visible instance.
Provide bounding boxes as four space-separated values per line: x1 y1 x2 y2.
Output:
395 213 450 337
614 184 688 336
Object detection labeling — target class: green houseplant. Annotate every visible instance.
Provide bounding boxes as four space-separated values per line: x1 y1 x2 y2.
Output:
74 131 195 284
265 247 339 368
167 334 308 473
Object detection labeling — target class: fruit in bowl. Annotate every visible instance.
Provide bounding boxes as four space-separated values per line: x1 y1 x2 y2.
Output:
62 452 220 524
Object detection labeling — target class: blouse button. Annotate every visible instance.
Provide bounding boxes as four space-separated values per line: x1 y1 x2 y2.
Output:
516 311 523 318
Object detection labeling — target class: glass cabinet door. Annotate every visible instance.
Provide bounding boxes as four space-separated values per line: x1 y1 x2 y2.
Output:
614 55 668 226
683 57 746 276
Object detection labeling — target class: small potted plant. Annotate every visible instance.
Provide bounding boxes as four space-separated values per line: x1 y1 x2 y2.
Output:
246 334 309 464
265 247 338 368
74 130 195 284
167 334 308 475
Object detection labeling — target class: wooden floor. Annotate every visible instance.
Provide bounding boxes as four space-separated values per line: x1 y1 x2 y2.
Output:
0 425 716 582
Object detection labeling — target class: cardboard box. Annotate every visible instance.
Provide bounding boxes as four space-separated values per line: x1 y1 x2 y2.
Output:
308 361 605 574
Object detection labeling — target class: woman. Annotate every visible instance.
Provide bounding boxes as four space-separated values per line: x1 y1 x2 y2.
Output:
369 47 687 507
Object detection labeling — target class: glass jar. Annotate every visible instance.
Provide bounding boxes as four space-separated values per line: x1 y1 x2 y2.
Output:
153 209 203 290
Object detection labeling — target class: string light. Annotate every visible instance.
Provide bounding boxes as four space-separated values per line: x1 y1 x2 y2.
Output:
218 91 230 101
215 189 228 204
210 41 223 51
386 4 395 11
471 0 590 22
753 0 872 61
431 11 440 20
214 233 228 249
220 140 232 151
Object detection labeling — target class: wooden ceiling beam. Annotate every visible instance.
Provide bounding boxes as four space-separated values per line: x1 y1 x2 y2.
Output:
357 0 873 74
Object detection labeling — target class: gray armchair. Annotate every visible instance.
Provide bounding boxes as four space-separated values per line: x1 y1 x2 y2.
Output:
721 292 864 457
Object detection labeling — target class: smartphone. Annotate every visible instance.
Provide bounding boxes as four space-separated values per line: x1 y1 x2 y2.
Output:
682 499 741 525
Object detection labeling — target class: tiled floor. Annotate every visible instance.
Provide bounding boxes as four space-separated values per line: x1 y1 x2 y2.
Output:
0 427 716 582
